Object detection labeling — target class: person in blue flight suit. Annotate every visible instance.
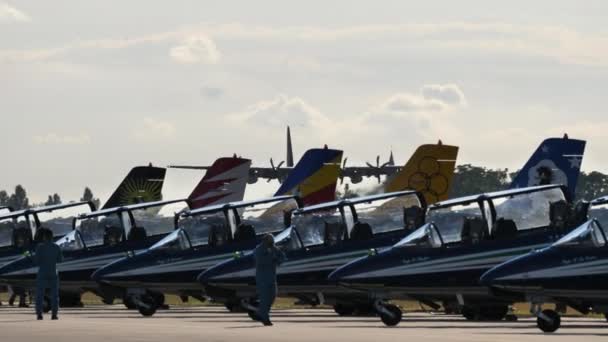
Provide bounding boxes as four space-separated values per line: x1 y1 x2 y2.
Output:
254 234 286 326
33 228 63 320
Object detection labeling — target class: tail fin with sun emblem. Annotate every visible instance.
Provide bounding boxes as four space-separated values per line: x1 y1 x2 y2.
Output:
383 142 459 205
187 157 252 209
102 166 167 209
510 135 586 200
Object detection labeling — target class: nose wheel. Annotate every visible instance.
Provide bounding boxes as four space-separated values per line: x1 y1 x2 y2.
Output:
536 309 561 333
374 301 402 326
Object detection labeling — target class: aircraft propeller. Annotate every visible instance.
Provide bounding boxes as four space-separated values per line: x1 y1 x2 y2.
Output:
365 155 392 183
268 158 285 183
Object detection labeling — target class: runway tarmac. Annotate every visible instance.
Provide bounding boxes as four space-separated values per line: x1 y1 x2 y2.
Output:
0 305 606 342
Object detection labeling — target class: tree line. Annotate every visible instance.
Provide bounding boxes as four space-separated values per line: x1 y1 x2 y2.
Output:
1 165 607 211
0 186 101 210
448 164 608 201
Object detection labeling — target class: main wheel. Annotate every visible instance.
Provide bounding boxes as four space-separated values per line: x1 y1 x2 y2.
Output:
333 303 355 316
379 304 402 326
123 295 137 310
461 306 477 321
537 309 561 333
137 295 158 317
604 313 608 322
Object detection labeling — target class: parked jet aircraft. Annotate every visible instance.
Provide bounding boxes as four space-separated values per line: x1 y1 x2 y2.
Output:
480 196 608 332
195 142 458 316
327 136 586 325
197 190 426 317
92 148 343 316
0 157 252 308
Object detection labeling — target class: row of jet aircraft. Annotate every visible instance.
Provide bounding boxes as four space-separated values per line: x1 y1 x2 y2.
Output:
0 134 599 333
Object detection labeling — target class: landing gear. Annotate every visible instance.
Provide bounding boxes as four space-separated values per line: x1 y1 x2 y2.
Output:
605 313 608 322
537 309 561 333
60 293 83 307
374 301 402 326
136 294 158 317
123 295 137 310
333 303 355 316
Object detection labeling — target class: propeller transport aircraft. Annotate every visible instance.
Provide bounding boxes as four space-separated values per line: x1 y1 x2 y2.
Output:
480 196 608 332
328 136 587 326
91 147 344 316
195 142 458 317
171 126 405 185
0 157 252 309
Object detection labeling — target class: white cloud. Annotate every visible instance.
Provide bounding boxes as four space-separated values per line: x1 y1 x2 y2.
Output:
169 34 221 64
232 94 330 128
421 84 466 106
133 118 176 141
0 3 31 23
3 22 608 67
376 84 466 115
33 133 91 145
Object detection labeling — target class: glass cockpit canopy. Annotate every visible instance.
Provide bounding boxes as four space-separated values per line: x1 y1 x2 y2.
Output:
0 201 95 249
396 185 567 248
62 199 187 251
152 195 299 252
277 191 424 251
554 219 607 248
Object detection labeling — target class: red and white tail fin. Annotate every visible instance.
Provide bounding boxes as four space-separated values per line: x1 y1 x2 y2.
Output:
187 157 252 209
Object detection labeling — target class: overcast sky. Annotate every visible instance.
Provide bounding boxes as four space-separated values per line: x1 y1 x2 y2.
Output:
1 0 606 203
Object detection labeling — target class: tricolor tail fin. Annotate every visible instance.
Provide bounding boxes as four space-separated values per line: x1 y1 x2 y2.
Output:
102 166 167 209
384 142 459 205
510 136 586 199
275 148 343 206
187 157 252 209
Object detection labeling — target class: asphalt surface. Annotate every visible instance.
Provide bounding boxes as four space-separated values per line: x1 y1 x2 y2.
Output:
0 305 607 342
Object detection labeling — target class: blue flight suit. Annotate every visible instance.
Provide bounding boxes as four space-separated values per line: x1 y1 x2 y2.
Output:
254 243 286 323
33 241 63 316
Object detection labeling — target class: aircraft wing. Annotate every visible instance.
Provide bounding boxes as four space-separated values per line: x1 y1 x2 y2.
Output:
341 165 402 178
249 167 293 181
167 165 211 171
170 165 294 182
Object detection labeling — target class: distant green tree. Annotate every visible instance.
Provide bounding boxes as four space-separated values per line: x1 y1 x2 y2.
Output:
45 193 62 205
81 187 101 209
576 171 608 201
448 164 510 198
8 185 29 210
0 190 8 206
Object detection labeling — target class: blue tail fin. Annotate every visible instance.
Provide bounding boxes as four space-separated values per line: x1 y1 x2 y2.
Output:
275 148 343 206
510 136 586 199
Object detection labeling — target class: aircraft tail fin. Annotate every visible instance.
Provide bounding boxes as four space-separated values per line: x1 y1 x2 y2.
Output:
286 126 294 167
275 148 343 206
510 135 586 199
102 166 167 209
384 142 459 205
187 157 252 209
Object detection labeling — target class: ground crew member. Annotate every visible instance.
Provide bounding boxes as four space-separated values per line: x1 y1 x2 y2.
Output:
254 234 285 326
33 228 63 320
